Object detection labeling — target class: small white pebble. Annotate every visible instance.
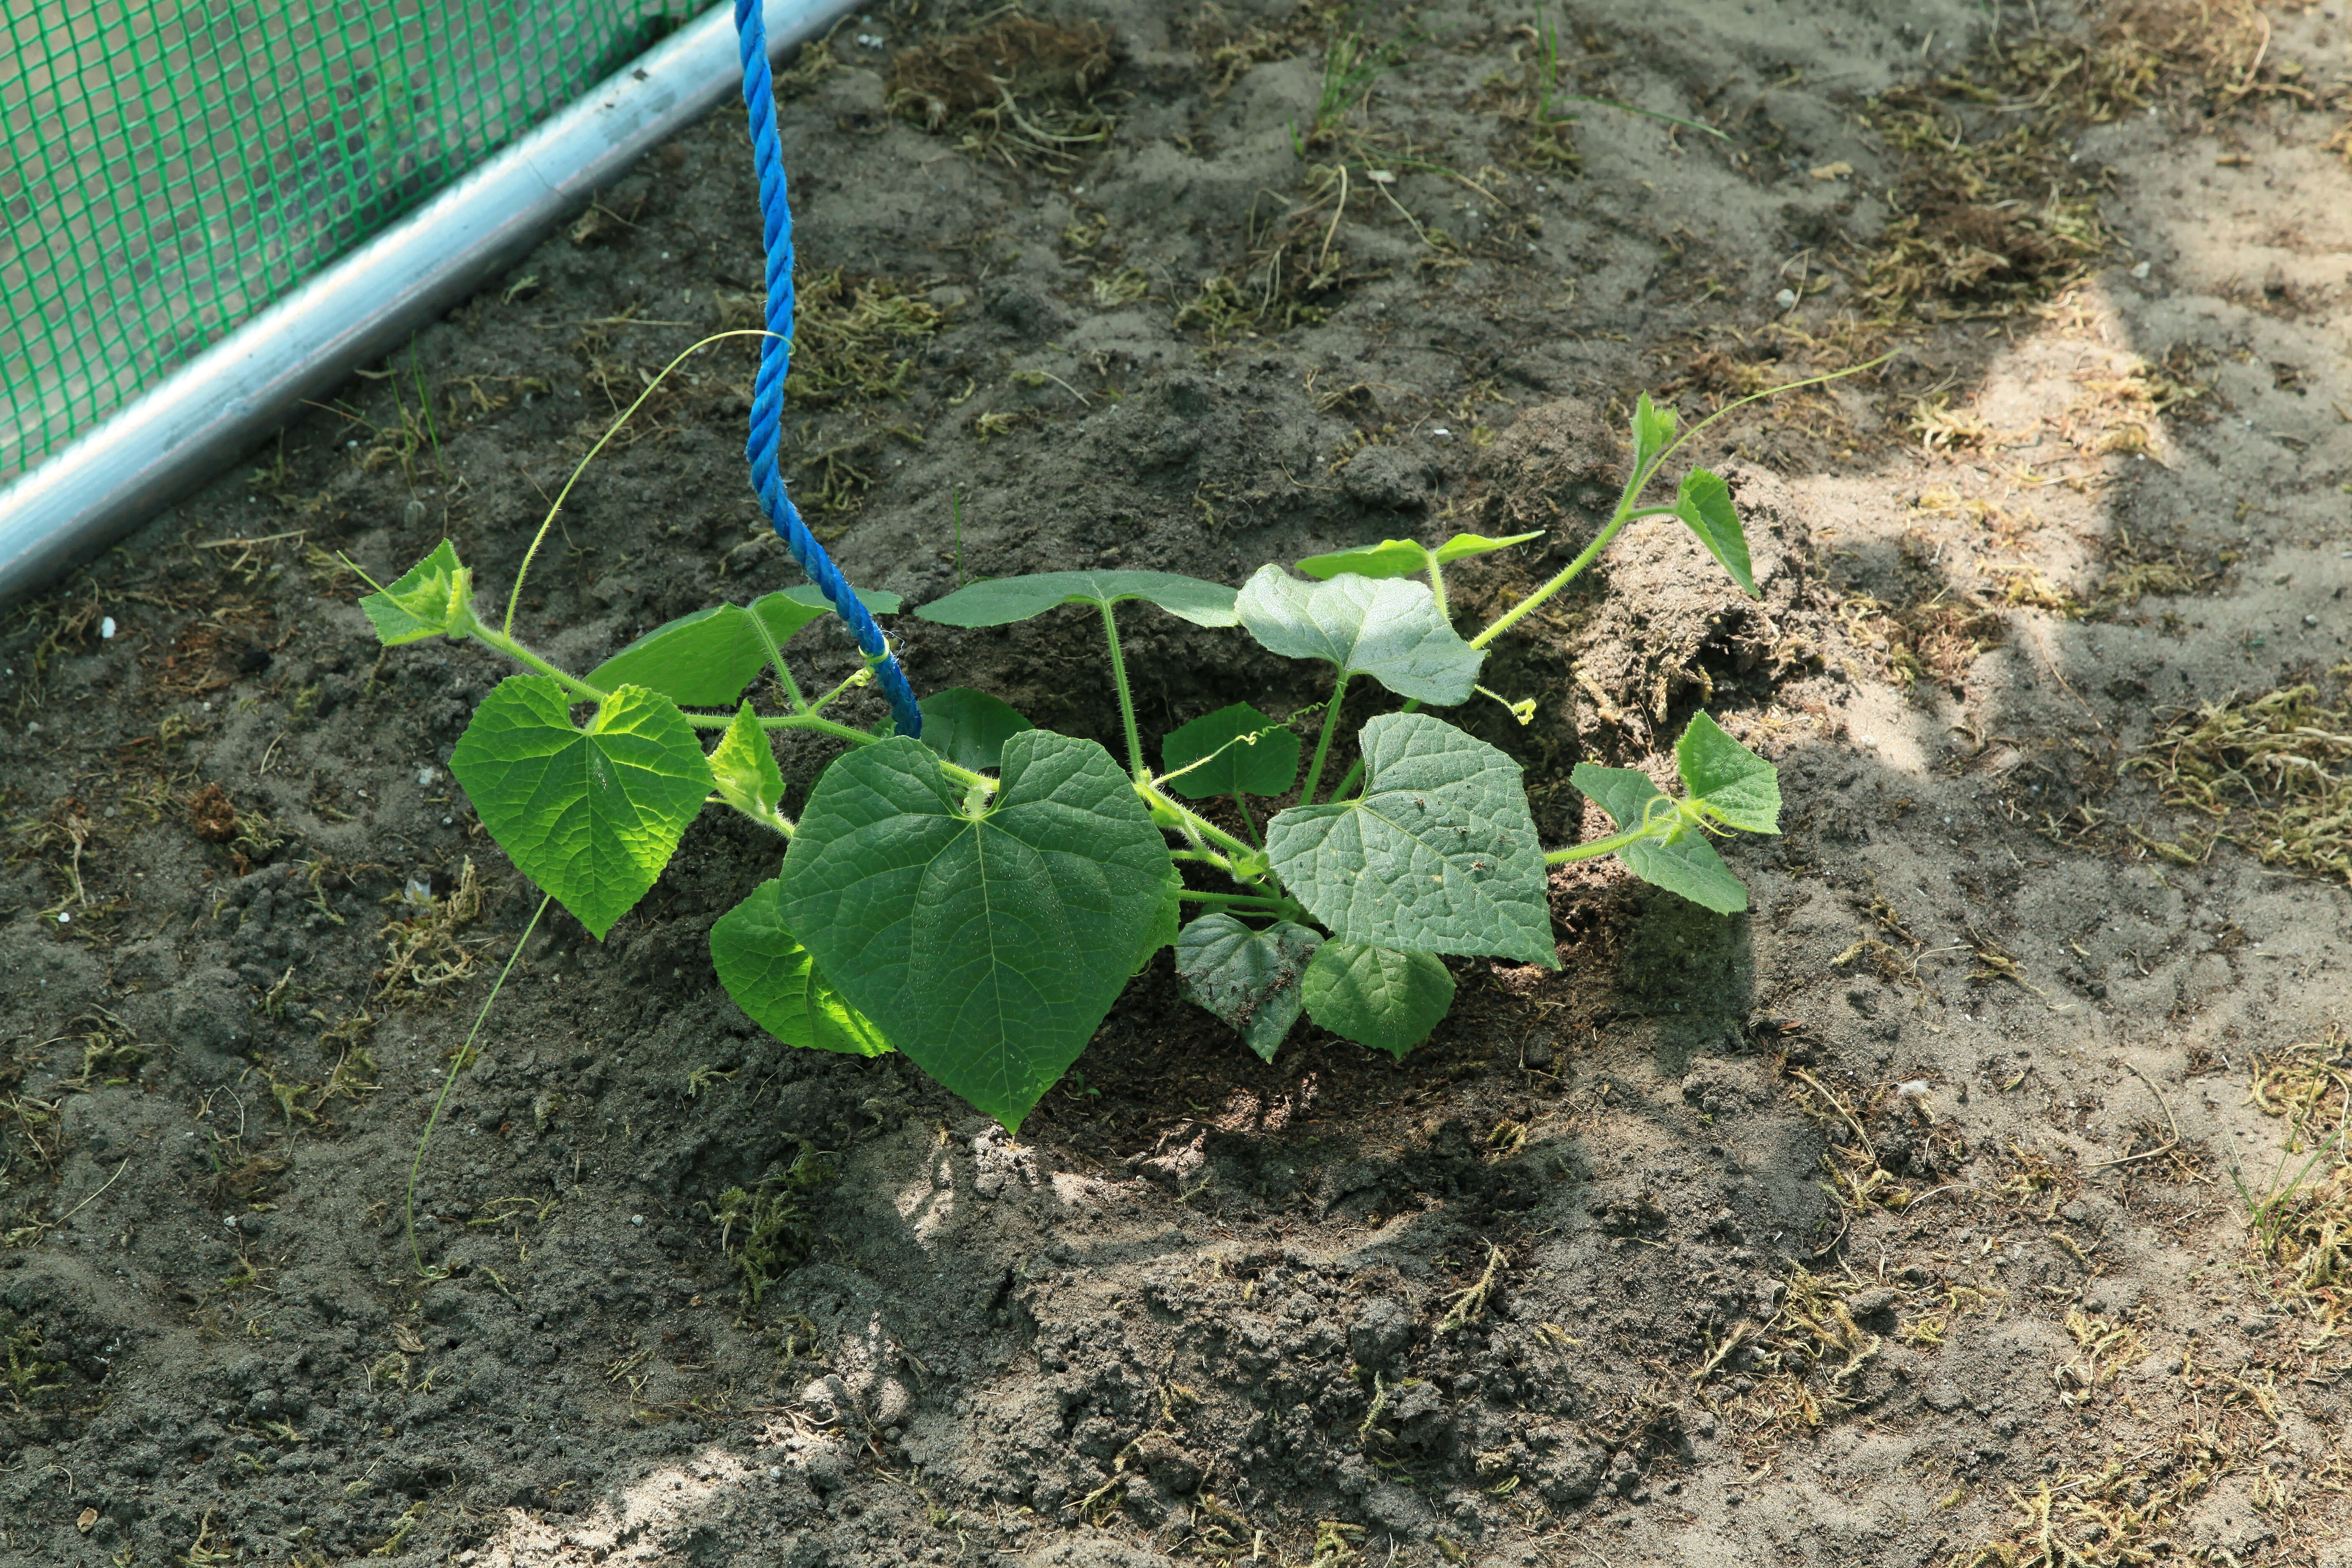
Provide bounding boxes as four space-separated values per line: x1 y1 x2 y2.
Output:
2130 260 2152 280
101 616 116 639
631 1214 645 1226
56 911 70 924
1775 288 1798 309
24 721 37 733
419 766 438 786
2306 615 2320 627
1430 427 1453 442
223 1215 239 1229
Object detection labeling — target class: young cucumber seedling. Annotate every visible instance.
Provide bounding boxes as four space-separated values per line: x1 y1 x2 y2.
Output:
356 388 1800 1132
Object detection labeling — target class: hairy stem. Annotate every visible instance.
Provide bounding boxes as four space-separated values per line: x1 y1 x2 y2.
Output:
1101 600 1145 781
1427 556 1449 624
1234 793 1262 848
469 624 609 704
1300 672 1351 805
1180 888 1307 920
1139 782 1257 861
743 602 810 714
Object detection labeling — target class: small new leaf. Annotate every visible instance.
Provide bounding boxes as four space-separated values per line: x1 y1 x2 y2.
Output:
449 678 714 939
918 688 1035 771
1161 703 1300 800
915 570 1239 629
1630 393 1677 484
1569 763 1747 915
1673 469 1756 597
1266 713 1554 965
1674 711 1780 834
1301 941 1454 1058
709 701 787 823
710 879 891 1056
1176 914 1323 1061
359 539 472 646
1235 567 1482 704
588 586 903 707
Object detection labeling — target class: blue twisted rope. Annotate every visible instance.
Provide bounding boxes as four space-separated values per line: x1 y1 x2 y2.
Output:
733 0 921 737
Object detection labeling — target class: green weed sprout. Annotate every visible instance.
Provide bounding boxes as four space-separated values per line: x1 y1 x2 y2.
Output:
356 375 1862 1131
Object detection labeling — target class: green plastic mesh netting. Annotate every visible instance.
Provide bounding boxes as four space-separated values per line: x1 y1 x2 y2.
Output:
1 1 696 481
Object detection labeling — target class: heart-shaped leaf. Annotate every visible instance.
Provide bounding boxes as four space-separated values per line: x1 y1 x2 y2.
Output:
360 539 470 646
1266 713 1554 965
1674 711 1779 834
914 570 1239 629
1175 914 1323 1060
1674 469 1756 597
710 879 891 1056
1301 941 1454 1058
918 688 1035 771
1235 567 1482 704
708 701 786 823
588 585 903 706
449 677 713 939
780 730 1173 1129
1161 703 1300 799
1570 763 1749 914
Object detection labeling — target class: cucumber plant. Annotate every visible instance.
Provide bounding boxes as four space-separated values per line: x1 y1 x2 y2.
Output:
353 391 1788 1131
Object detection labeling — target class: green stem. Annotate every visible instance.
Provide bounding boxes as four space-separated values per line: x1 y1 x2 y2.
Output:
1139 781 1256 859
1234 793 1262 848
1544 823 1658 864
1180 889 1307 921
805 664 872 714
1171 848 1238 873
469 625 608 704
1427 557 1449 624
1300 671 1350 804
409 895 549 1278
1101 600 1145 781
743 603 810 714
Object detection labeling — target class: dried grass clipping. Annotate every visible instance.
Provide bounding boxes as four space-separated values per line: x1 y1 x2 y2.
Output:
2128 673 2352 883
886 17 1120 167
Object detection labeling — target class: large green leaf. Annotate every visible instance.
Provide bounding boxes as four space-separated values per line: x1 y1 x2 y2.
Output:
1301 941 1454 1058
708 701 786 823
1293 531 1543 582
1570 763 1748 915
918 688 1035 771
359 539 470 646
450 677 713 939
1265 713 1554 965
1234 567 1482 704
914 570 1239 629
1175 914 1323 1061
710 879 892 1056
779 730 1173 1129
1161 703 1300 800
1674 711 1780 834
1673 469 1756 597
587 586 903 706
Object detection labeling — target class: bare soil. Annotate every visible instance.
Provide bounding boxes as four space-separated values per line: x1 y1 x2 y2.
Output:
5 2 2352 1565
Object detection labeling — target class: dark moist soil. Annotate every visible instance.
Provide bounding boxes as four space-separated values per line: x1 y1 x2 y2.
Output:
6 1 2352 1565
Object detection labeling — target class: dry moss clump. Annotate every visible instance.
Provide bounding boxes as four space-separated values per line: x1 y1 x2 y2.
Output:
2128 673 2352 884
1855 0 2283 324
885 16 1120 167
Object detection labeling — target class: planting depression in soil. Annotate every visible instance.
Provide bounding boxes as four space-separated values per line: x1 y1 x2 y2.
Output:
5 1 2352 1566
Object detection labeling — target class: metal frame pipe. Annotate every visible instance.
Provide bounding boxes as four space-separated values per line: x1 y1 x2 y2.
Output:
0 0 858 606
